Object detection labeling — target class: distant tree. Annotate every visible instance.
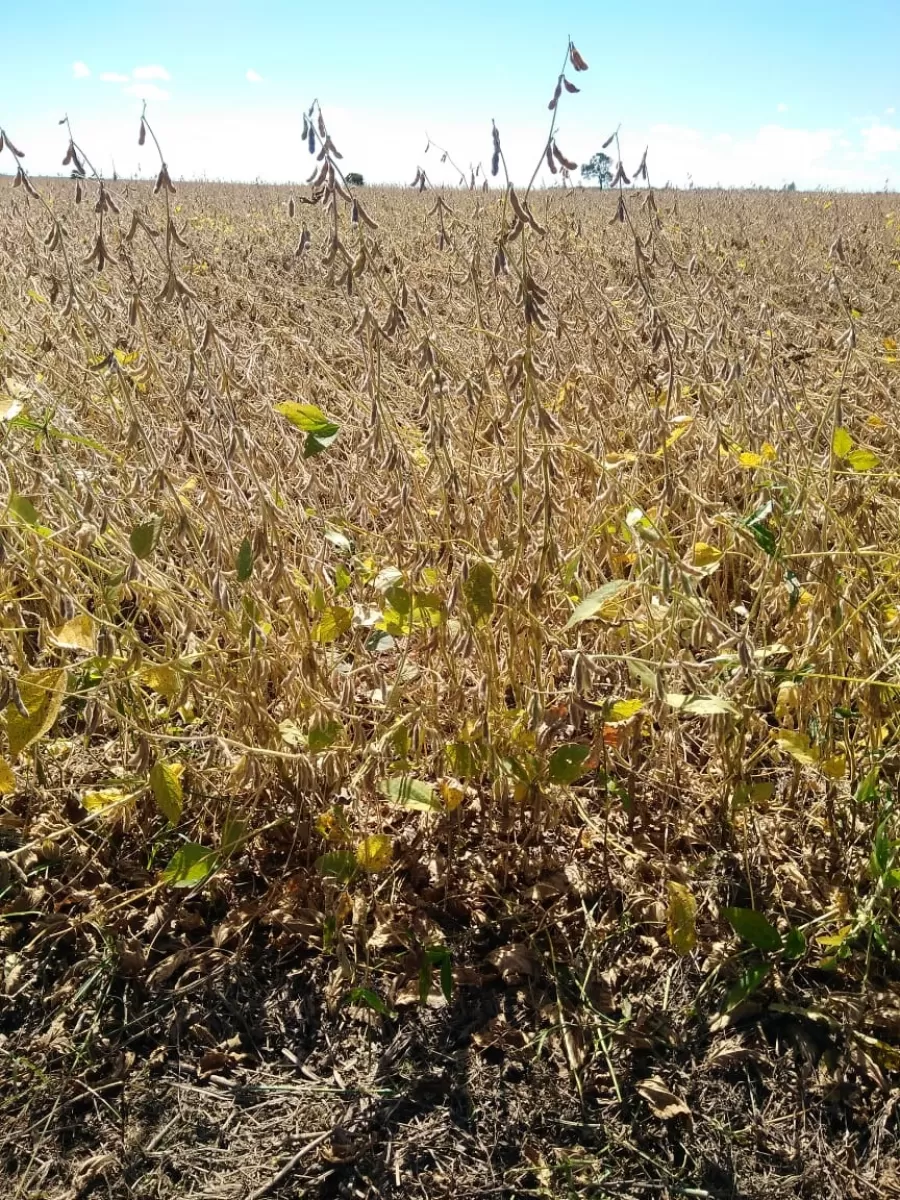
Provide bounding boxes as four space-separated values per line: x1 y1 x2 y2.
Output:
580 152 613 188
783 181 797 192
345 172 364 187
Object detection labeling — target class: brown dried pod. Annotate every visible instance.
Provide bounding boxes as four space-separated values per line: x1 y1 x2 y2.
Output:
75 178 83 204
153 166 165 194
562 76 580 93
62 143 74 167
301 114 309 141
602 132 616 149
545 143 557 174
0 133 4 154
355 199 378 230
288 195 295 217
317 111 326 138
612 162 630 187
508 187 527 223
548 79 562 110
552 142 578 171
410 167 422 187
569 42 589 71
491 151 500 177
12 167 22 188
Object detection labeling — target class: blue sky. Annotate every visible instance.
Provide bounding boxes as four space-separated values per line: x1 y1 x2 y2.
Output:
2 0 898 188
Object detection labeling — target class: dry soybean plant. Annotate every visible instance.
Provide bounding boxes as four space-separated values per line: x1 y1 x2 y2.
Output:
2 40 900 1198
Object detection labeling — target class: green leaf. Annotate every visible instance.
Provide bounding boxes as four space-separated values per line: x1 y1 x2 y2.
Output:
831 426 853 458
130 516 161 560
725 962 770 1011
315 850 358 883
311 606 352 643
150 759 183 825
308 720 342 752
162 843 218 888
723 907 783 952
236 536 254 582
347 986 394 1017
6 669 67 761
464 561 496 623
628 659 659 693
548 744 592 785
303 429 339 458
275 401 340 436
446 740 480 779
564 579 630 629
8 493 42 527
221 814 249 858
783 927 807 961
380 775 440 812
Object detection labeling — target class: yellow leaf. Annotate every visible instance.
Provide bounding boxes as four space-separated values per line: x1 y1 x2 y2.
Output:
760 442 777 461
737 451 763 469
355 834 393 873
775 681 800 723
51 613 95 652
867 414 886 428
83 786 136 815
846 448 879 472
691 542 724 571
311 606 352 643
150 759 184 825
821 754 847 780
666 881 697 956
0 757 15 795
140 665 180 699
439 777 465 811
606 698 645 724
6 669 67 761
774 730 818 766
831 426 853 458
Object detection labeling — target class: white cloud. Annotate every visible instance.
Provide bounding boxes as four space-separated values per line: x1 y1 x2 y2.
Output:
6 105 900 190
123 82 170 102
246 69 263 83
777 102 789 113
132 65 170 81
100 72 130 83
861 123 900 155
72 61 91 79
887 107 896 116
